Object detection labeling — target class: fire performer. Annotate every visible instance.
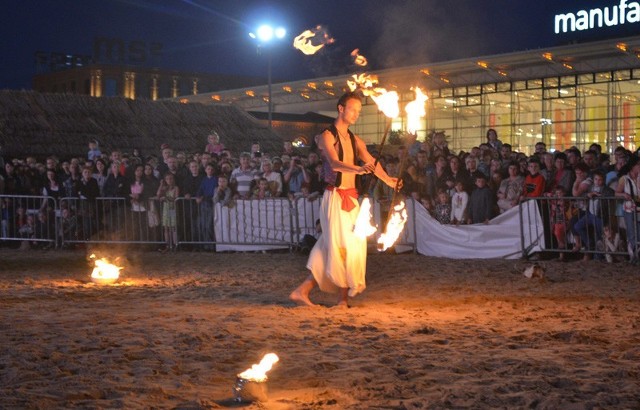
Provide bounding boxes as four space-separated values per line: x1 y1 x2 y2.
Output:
290 92 400 307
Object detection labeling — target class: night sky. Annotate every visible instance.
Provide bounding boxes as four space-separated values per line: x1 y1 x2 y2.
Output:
2 0 637 90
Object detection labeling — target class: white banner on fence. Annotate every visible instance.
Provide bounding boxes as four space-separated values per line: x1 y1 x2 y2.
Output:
414 199 544 259
214 199 292 252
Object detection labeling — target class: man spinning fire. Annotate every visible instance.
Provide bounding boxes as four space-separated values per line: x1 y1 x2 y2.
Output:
290 92 400 307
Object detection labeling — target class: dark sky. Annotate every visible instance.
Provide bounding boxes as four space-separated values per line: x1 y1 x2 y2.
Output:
2 0 636 90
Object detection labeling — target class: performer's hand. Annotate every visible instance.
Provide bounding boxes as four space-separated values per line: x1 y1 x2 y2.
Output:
359 163 375 174
388 177 402 190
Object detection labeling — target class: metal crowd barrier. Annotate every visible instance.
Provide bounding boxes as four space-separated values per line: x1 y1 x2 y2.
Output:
520 196 636 261
0 193 415 254
0 194 57 248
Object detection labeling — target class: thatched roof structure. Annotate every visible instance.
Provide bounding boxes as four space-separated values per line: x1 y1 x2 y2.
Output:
0 90 282 160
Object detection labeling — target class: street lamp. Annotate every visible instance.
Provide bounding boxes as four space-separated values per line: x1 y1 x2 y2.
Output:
249 24 286 129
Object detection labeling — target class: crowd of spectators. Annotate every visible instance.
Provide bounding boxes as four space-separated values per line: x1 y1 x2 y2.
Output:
1 129 639 263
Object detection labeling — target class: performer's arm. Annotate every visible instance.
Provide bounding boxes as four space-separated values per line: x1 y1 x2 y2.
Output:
318 130 372 175
355 136 400 189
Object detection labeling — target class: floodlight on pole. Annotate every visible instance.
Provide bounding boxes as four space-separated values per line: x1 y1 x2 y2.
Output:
249 24 286 129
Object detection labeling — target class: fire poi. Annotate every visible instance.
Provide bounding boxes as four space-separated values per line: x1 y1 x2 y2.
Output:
233 353 279 402
292 25 334 55
89 253 123 285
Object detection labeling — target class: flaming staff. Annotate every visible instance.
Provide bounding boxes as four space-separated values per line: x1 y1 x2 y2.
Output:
377 87 428 251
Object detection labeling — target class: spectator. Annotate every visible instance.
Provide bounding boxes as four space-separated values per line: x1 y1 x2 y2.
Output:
573 170 614 260
550 185 570 260
230 152 258 199
450 180 468 225
486 128 502 152
258 158 283 197
615 157 640 263
213 174 233 207
156 173 179 252
283 155 310 196
93 158 108 196
467 174 494 224
252 177 272 200
569 163 593 253
196 163 218 250
497 162 524 214
205 131 225 155
434 190 452 225
87 140 102 161
520 158 545 201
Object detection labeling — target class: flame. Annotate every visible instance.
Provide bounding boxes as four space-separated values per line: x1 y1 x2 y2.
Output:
377 201 408 251
237 353 279 382
353 197 377 238
293 25 335 55
347 73 399 118
350 48 368 66
405 87 428 135
89 253 122 284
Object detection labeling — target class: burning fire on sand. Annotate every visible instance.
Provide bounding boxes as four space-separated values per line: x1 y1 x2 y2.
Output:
89 254 123 285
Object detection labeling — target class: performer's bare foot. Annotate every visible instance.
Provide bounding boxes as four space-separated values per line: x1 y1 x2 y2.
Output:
333 300 350 309
334 288 350 308
289 289 316 307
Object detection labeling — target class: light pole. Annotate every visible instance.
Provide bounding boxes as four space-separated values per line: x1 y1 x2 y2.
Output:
250 24 286 129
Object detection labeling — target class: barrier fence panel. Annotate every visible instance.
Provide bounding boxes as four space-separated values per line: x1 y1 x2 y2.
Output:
175 197 202 248
522 196 634 261
3 193 635 261
293 196 322 246
0 194 56 248
58 197 165 247
214 198 294 252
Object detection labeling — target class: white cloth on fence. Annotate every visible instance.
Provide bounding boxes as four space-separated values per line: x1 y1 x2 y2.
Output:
414 199 544 259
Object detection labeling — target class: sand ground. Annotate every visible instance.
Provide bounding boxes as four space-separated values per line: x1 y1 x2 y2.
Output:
1 247 639 409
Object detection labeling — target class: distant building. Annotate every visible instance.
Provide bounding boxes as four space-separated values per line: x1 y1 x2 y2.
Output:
32 64 265 101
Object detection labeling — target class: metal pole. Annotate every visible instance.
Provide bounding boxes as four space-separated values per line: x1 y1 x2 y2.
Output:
268 51 273 129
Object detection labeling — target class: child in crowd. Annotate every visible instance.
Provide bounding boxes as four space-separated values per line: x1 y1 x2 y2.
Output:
252 177 272 200
521 158 545 201
87 140 102 161
434 190 452 224
550 185 570 260
205 131 224 155
596 225 624 263
450 180 468 225
213 174 233 207
467 174 494 224
157 173 179 252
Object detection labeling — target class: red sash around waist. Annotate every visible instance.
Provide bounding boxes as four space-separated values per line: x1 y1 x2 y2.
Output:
326 185 358 212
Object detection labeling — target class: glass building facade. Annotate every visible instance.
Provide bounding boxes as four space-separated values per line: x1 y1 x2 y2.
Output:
177 35 640 155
